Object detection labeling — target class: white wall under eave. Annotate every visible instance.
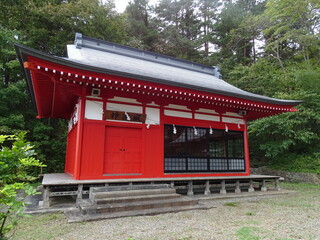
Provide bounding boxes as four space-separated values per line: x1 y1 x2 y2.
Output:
196 108 218 114
222 117 245 124
146 107 160 125
166 104 190 111
223 112 242 117
164 110 192 118
85 100 103 120
194 113 220 122
107 102 143 114
146 101 160 107
108 96 141 105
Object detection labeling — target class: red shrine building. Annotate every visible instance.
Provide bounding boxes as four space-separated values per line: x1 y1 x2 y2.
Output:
15 33 301 181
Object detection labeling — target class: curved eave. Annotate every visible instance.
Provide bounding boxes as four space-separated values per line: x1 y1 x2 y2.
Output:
15 44 79 118
14 44 303 107
15 44 37 112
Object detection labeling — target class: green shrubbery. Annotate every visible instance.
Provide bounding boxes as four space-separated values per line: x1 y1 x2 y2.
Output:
0 133 45 239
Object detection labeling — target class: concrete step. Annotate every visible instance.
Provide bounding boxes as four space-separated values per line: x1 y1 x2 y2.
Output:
67 203 211 223
80 197 198 215
95 193 181 205
92 188 176 200
90 184 170 193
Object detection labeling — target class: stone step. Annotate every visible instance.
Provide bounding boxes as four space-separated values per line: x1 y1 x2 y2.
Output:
92 188 176 200
67 203 211 223
80 197 198 215
90 184 170 193
95 193 181 205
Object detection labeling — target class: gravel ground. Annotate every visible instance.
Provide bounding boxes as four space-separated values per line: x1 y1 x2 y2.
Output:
13 184 320 240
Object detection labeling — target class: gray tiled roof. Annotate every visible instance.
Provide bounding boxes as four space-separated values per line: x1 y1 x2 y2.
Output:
15 33 301 106
65 33 301 105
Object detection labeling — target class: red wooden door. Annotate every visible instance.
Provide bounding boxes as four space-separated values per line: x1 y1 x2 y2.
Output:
104 127 142 174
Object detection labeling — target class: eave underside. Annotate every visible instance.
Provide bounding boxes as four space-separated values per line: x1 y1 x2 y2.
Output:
21 56 298 121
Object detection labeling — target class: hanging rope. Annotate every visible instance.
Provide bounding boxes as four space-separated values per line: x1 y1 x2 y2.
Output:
173 125 177 134
193 126 198 135
209 126 213 134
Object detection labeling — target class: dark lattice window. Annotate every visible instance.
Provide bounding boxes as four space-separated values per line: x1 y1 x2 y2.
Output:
188 158 208 171
209 130 226 158
164 158 186 171
227 131 244 158
186 128 207 157
164 125 245 173
164 126 187 157
228 159 245 170
210 159 228 171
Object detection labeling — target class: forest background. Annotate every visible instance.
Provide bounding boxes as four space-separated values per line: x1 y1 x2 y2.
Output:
0 0 319 174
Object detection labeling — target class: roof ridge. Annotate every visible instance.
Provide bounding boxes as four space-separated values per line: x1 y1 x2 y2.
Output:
74 33 222 78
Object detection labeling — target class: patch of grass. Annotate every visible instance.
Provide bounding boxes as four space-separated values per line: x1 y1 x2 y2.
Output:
236 226 261 240
11 213 71 240
224 201 240 207
245 212 255 216
281 182 320 191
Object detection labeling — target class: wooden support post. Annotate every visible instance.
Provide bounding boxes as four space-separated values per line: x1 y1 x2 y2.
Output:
204 180 211 195
42 186 51 208
187 181 194 196
235 180 241 194
220 180 227 194
261 179 267 192
248 180 255 192
275 178 281 191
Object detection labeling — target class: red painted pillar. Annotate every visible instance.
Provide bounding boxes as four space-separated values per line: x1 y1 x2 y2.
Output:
159 105 165 177
244 120 251 175
73 97 85 179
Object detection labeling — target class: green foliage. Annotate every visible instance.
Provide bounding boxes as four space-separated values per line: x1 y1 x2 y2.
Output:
295 68 320 93
227 28 320 173
125 0 160 51
0 0 127 55
223 202 240 207
0 26 23 85
0 133 45 239
268 153 320 174
211 0 267 71
258 0 320 65
248 84 320 172
236 226 261 240
154 0 202 61
227 58 283 96
29 119 67 173
0 81 31 134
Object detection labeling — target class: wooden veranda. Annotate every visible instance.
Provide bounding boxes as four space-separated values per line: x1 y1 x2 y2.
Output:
41 173 282 208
